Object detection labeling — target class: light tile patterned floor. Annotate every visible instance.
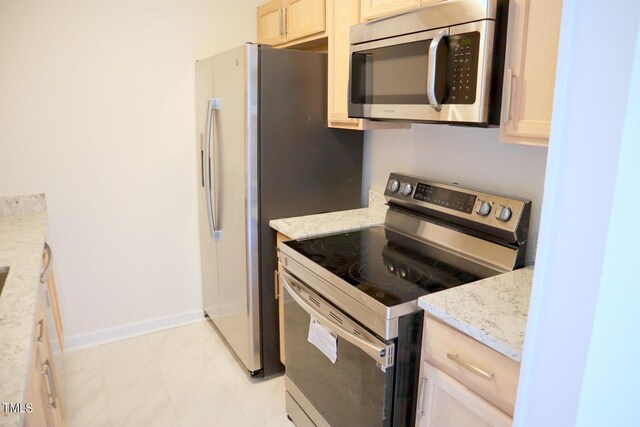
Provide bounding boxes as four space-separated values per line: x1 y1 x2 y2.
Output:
63 320 295 427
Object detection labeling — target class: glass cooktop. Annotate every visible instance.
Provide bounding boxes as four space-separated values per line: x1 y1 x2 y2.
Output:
283 226 496 308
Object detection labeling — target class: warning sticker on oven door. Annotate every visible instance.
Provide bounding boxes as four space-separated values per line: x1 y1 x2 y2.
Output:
308 317 338 363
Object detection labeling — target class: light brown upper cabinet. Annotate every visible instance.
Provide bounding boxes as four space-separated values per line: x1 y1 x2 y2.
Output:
287 0 327 41
258 0 287 46
328 0 410 130
257 0 407 130
360 0 420 21
258 0 327 48
500 0 563 146
328 0 362 129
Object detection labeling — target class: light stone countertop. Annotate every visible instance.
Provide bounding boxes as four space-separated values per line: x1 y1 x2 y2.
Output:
0 194 48 427
418 266 534 363
269 190 387 240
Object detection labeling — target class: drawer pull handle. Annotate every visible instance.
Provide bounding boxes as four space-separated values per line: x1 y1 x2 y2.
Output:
41 359 58 409
416 377 428 420
446 353 495 382
35 319 44 342
41 242 53 284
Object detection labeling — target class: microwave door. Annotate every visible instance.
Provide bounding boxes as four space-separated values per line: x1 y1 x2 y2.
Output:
349 29 448 122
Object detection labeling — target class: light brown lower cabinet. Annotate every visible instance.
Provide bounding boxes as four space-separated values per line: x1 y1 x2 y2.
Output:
43 245 64 352
417 362 513 427
276 232 291 365
26 284 66 427
417 315 520 426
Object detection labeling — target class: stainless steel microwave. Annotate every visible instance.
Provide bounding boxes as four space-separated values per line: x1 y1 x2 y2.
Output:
349 0 509 126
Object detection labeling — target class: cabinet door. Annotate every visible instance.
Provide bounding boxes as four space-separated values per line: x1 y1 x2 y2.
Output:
422 316 520 416
258 0 286 46
43 245 64 351
328 0 363 129
286 0 326 41
27 300 52 427
499 0 563 145
417 362 513 427
44 272 64 351
26 291 65 427
27 343 55 427
276 232 290 365
361 0 420 22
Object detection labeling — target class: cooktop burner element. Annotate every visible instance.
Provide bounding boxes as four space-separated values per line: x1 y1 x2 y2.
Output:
350 260 429 287
284 226 483 307
309 238 368 256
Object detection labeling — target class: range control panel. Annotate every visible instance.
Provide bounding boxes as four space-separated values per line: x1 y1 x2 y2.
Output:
384 173 531 239
413 183 477 214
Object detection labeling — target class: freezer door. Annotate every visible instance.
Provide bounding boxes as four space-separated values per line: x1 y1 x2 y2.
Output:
195 57 220 322
210 45 261 373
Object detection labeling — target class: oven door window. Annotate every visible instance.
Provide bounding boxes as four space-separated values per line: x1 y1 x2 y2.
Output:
350 39 447 105
284 286 395 427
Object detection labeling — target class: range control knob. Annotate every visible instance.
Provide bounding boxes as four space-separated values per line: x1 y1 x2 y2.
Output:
495 205 512 222
387 179 400 193
476 201 492 216
400 183 413 196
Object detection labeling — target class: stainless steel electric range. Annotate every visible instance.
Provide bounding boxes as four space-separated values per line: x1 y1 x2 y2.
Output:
279 173 531 427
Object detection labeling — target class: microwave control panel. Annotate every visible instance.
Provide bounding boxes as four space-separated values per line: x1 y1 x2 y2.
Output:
445 32 481 105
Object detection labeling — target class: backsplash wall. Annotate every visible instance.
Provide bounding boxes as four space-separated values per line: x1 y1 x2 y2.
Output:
363 125 548 265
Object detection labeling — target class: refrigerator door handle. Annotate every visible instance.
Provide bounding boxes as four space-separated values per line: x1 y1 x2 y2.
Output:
205 98 223 240
200 134 205 188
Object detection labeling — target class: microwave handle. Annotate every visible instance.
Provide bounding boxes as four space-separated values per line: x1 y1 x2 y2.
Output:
427 29 449 112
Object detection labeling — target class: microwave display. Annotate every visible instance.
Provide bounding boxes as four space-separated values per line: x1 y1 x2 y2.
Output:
350 32 481 106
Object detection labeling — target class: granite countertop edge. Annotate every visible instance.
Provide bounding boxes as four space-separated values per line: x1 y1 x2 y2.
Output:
418 267 534 363
269 190 387 240
0 194 48 427
269 206 386 240
418 300 524 362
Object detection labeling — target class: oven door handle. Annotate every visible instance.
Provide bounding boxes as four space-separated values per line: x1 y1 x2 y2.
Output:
427 29 449 112
280 271 394 370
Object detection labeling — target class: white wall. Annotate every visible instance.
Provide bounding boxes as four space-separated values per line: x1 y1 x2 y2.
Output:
364 126 548 264
575 24 640 425
514 0 640 425
0 0 258 348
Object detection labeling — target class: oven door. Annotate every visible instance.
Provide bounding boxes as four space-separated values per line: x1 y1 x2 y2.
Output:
349 20 495 124
281 270 395 427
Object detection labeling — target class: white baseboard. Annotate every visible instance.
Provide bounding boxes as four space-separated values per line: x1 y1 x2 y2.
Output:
64 309 205 352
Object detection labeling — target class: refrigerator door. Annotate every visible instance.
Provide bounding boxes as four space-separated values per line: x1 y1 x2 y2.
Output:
196 57 220 322
258 47 363 376
210 44 261 373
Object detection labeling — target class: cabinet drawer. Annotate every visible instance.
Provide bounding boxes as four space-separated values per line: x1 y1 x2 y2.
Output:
422 316 520 416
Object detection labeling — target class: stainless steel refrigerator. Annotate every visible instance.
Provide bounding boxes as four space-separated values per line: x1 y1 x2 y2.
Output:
195 44 363 378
